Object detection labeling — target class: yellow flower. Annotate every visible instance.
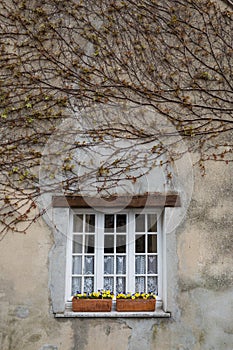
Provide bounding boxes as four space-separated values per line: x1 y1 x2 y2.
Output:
117 293 125 299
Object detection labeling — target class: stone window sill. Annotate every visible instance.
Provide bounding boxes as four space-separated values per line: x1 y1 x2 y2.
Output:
55 307 171 318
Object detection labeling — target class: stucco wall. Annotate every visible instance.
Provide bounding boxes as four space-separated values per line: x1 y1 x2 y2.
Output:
0 161 233 350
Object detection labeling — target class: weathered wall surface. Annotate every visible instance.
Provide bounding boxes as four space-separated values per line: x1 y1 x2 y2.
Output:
0 161 232 350
0 218 74 350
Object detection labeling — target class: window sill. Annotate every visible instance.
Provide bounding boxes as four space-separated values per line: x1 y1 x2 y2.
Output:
55 307 171 318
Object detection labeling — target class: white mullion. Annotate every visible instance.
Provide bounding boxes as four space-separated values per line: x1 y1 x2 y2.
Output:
81 214 84 294
114 214 116 295
128 211 135 293
96 213 104 291
82 228 85 293
145 214 148 293
125 213 129 293
83 214 88 293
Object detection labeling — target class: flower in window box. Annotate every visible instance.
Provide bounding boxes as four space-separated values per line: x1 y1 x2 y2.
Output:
72 290 114 312
116 292 156 312
116 292 156 299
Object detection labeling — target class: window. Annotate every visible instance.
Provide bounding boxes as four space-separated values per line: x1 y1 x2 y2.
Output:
65 209 163 301
52 193 180 316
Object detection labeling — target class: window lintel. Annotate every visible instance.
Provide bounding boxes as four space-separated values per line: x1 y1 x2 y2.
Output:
52 192 181 208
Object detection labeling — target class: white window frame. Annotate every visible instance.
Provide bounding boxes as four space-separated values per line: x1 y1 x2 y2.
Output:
65 207 165 307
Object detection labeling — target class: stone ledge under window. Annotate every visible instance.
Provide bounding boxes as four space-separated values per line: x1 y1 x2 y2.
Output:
55 308 171 318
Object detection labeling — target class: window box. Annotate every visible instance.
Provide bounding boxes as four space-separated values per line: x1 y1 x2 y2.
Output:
72 297 112 312
116 298 156 312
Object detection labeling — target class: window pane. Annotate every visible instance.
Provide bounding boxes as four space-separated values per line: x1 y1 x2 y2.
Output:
116 214 127 233
116 277 126 294
116 256 126 274
104 256 114 275
84 235 95 253
84 277 94 293
104 214 114 233
135 277 145 293
84 256 94 274
116 235 126 253
135 234 145 253
104 277 114 292
148 256 157 274
72 277 81 295
73 235 83 253
147 214 157 232
104 235 114 253
72 256 82 274
135 214 145 232
148 234 157 253
73 214 83 232
85 214 95 233
135 255 145 274
147 276 158 294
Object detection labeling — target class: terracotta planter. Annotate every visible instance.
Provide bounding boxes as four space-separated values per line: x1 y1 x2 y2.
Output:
72 297 112 312
116 298 156 312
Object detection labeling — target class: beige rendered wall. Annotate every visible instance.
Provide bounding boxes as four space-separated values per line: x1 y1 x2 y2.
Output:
0 161 233 350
